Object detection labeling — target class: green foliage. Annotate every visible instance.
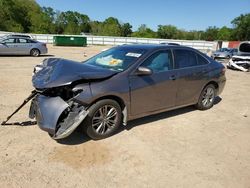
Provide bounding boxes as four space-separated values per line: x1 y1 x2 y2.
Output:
132 24 157 38
0 0 31 32
120 23 132 37
157 25 178 39
201 26 219 41
217 26 232 41
231 13 250 40
0 0 249 41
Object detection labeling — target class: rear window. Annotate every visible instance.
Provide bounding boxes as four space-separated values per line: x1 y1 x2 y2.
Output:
173 49 197 69
19 39 27 43
196 53 209 65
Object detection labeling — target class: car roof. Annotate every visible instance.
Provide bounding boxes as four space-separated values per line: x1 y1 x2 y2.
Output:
116 43 194 51
6 34 31 38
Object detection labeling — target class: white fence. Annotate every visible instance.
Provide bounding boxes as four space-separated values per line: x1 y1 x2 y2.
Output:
0 31 217 52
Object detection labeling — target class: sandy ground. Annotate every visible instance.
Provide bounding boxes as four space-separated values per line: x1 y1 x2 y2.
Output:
0 45 249 188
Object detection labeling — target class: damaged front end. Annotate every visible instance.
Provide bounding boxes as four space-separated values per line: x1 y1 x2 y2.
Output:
29 87 89 139
227 42 250 72
29 58 116 139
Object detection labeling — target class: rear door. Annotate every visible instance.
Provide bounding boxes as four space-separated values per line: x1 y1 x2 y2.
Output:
129 50 178 116
16 38 32 55
173 49 209 106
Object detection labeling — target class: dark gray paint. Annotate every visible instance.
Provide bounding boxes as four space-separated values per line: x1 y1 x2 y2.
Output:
31 44 226 138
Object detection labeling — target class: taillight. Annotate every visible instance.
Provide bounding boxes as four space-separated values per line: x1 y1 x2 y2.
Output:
42 43 47 48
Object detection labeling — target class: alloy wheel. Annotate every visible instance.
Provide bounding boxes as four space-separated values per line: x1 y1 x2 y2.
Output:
201 87 215 107
91 105 118 135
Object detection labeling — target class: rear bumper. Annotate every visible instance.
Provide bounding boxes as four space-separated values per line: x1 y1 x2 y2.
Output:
29 95 88 139
217 78 226 96
40 47 48 55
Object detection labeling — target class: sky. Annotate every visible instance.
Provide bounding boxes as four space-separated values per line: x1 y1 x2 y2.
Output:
36 0 250 31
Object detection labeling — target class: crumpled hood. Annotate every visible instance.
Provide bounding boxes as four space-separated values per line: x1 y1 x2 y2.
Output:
32 58 117 89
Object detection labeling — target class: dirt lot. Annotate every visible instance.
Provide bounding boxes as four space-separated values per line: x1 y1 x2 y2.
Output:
0 45 249 188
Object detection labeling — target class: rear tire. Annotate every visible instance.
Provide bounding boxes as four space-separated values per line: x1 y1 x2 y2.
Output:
83 99 122 140
196 84 216 110
30 48 40 57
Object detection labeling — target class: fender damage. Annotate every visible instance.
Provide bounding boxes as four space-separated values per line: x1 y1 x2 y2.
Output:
30 58 117 139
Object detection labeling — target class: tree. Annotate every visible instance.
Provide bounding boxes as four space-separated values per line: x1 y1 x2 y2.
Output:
0 0 249 41
120 23 132 37
90 21 102 35
132 24 156 38
0 0 31 32
157 25 178 39
217 26 232 41
231 13 250 40
101 17 122 36
202 26 219 41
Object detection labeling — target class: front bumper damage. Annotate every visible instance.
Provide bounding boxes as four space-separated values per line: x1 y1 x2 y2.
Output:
227 56 250 72
29 95 88 139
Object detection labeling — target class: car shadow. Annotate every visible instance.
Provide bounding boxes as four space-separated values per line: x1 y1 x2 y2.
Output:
124 106 196 131
58 96 222 145
1 97 221 145
1 120 37 126
124 96 222 131
56 130 91 145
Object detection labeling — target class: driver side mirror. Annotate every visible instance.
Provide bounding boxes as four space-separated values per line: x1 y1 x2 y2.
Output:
135 66 152 76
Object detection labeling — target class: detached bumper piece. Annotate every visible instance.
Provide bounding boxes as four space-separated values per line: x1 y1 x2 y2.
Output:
30 95 88 139
227 56 250 72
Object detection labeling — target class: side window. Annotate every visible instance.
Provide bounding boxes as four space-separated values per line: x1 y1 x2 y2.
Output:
174 49 197 69
19 39 27 43
3 38 15 43
196 53 209 65
27 39 36 43
141 50 173 73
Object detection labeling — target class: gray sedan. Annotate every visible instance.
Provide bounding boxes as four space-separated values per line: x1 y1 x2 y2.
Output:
0 37 48 57
30 44 226 140
211 48 238 59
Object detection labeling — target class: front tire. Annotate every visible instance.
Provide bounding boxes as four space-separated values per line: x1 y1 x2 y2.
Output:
196 84 216 110
83 99 122 140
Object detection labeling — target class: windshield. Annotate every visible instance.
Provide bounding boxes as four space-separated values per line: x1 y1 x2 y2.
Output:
218 48 230 52
83 47 146 71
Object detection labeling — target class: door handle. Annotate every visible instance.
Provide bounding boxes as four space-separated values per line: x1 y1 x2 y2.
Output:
169 75 176 80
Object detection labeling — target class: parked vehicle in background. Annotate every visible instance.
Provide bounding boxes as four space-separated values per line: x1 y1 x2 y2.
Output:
0 34 33 40
227 41 250 72
29 44 226 140
211 48 238 59
0 37 47 57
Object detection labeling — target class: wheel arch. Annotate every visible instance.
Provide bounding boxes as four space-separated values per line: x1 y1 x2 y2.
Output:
203 81 219 95
30 48 40 55
89 95 128 125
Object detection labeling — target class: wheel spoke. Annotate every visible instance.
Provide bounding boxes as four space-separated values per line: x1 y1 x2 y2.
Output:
107 108 117 119
92 120 102 128
92 105 118 135
96 122 104 133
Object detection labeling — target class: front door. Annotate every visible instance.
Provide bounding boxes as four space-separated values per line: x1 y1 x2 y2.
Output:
0 38 18 55
129 50 178 116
